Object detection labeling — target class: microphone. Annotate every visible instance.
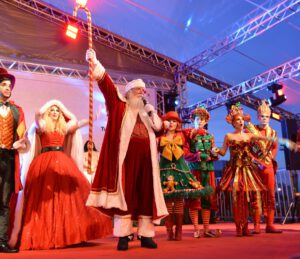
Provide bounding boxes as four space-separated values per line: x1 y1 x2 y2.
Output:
142 98 152 117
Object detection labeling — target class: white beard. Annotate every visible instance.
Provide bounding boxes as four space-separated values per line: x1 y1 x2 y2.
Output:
127 96 144 112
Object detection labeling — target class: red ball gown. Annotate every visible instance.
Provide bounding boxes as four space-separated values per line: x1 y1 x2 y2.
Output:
18 132 112 250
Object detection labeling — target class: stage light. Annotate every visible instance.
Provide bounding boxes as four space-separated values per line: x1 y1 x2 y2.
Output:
271 112 281 121
267 83 287 107
76 0 88 7
66 24 78 39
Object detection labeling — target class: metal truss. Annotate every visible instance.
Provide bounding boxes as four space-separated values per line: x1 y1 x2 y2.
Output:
0 58 174 91
3 0 299 122
182 0 300 73
4 0 180 74
156 91 166 115
180 57 300 123
189 56 300 110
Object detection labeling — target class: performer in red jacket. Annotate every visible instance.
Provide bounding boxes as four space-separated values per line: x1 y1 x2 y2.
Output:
0 68 29 253
85 49 168 251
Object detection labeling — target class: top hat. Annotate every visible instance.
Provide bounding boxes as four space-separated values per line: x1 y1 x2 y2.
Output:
0 68 16 89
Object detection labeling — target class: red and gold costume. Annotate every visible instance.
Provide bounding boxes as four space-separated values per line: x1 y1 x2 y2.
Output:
246 100 281 233
0 101 26 193
217 103 265 236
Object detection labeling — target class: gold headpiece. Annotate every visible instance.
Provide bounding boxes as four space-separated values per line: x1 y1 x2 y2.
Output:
225 102 250 124
257 100 271 116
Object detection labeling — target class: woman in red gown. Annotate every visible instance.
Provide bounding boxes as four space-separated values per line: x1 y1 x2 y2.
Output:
10 100 112 250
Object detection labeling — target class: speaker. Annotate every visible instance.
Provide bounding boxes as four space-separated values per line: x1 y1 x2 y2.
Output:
281 119 300 170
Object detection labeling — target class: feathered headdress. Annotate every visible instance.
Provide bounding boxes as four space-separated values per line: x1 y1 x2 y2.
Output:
225 102 251 124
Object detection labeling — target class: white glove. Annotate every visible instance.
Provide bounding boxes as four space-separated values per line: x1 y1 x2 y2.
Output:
85 49 105 80
86 49 98 66
163 120 170 129
212 147 219 155
144 103 155 114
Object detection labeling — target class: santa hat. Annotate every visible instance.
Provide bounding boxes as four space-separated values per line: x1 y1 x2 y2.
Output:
125 79 145 94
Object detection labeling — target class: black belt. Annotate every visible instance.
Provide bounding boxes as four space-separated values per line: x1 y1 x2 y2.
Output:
0 148 15 155
41 146 64 153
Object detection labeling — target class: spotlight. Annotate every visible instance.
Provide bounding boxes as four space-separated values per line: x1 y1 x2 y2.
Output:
271 112 281 121
267 83 287 107
66 24 78 39
76 0 88 7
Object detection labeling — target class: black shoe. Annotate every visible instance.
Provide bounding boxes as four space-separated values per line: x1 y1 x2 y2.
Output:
0 243 19 253
117 237 129 251
140 236 157 249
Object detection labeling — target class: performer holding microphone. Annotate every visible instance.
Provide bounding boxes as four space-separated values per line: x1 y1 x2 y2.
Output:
85 49 168 251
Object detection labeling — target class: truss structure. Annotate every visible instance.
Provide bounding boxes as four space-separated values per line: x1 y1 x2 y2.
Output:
189 56 300 110
0 58 174 90
3 0 299 122
4 0 180 74
182 0 300 72
180 57 300 122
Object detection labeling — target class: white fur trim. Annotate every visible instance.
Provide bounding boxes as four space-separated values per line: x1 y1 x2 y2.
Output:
86 100 168 223
39 99 76 121
93 60 105 81
9 110 84 247
9 123 38 248
125 79 145 94
137 216 155 237
86 189 127 211
117 105 167 220
113 215 133 237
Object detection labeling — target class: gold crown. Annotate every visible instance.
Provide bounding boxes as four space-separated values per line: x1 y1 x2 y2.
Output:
257 100 271 116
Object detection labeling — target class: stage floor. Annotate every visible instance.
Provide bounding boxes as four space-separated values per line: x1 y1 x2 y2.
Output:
3 223 300 259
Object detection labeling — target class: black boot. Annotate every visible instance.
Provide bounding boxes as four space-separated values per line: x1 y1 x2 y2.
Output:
140 236 157 249
0 243 19 253
117 237 129 251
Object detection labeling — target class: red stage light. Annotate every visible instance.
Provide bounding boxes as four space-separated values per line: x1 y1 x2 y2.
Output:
66 24 78 39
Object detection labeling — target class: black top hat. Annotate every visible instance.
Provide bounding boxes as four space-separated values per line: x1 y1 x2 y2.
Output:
0 68 16 89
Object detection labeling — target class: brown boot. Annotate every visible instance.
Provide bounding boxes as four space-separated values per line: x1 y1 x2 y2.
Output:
266 209 282 234
174 213 183 241
164 214 174 240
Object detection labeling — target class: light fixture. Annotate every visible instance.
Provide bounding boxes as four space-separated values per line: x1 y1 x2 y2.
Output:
76 0 88 7
267 83 287 107
66 24 78 39
271 112 281 121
